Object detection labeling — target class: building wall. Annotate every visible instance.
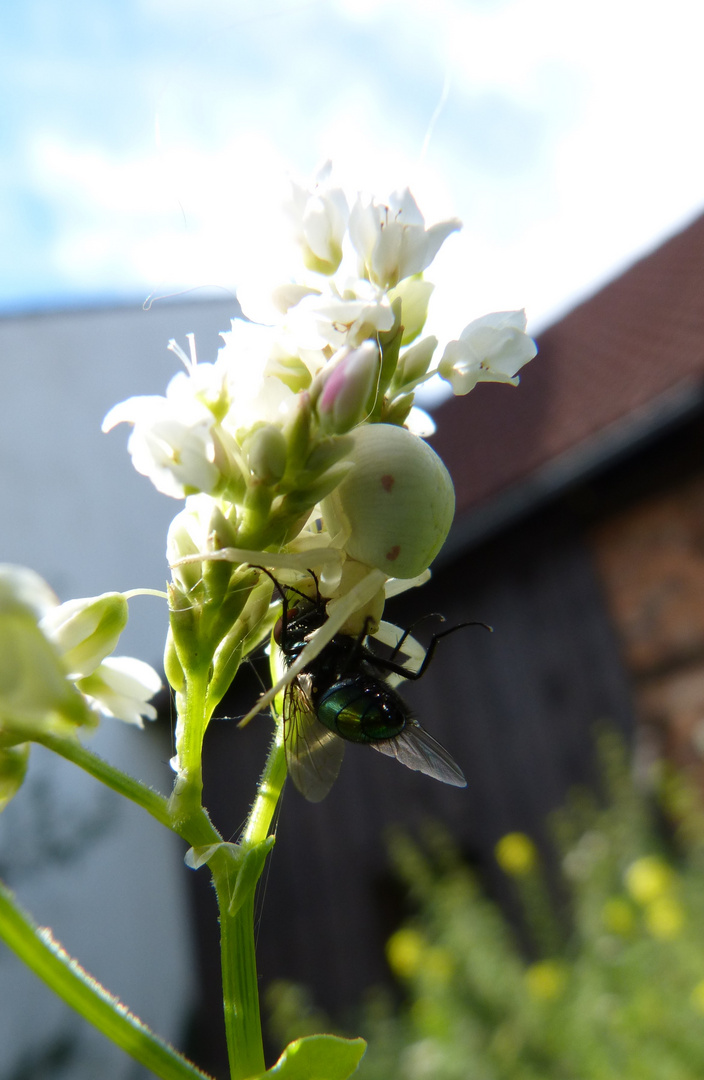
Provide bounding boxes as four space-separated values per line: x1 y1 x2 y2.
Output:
591 469 704 783
0 299 238 1078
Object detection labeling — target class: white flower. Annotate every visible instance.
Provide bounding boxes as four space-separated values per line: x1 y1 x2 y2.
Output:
102 362 222 499
349 188 461 290
438 310 538 395
77 656 162 727
217 318 299 431
293 279 395 349
104 322 302 498
286 161 349 275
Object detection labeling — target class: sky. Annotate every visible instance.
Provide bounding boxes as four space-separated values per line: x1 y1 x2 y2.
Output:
2 0 704 338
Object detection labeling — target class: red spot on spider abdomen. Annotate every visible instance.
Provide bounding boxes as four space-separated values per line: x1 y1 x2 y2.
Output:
386 545 401 562
380 474 395 493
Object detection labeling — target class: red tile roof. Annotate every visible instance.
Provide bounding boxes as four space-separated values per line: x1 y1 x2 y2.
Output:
430 211 704 529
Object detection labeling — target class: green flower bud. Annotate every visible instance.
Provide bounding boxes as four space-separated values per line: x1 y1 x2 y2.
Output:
283 392 313 474
167 582 202 673
275 460 354 523
164 627 186 694
244 424 288 484
303 434 353 476
382 393 414 427
388 278 435 345
0 566 91 738
40 592 129 679
265 352 312 394
393 336 438 390
321 423 455 578
167 495 237 594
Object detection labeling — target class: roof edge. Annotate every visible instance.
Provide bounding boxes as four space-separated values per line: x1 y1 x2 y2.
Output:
436 376 704 565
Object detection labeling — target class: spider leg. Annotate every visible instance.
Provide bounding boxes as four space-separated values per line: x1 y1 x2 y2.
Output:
249 565 293 651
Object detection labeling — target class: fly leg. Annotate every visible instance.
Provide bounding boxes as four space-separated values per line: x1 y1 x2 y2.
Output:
363 620 492 681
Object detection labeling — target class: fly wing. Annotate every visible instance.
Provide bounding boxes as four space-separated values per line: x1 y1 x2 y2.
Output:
370 720 466 788
284 674 345 802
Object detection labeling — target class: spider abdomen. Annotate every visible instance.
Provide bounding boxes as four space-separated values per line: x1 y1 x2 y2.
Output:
316 677 408 743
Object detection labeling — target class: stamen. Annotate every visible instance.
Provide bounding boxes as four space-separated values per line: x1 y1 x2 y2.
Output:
167 333 198 373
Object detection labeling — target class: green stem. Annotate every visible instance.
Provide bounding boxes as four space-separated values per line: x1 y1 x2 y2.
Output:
215 723 287 1079
170 666 210 827
243 723 287 846
34 731 170 827
214 868 265 1080
32 731 222 850
0 878 213 1080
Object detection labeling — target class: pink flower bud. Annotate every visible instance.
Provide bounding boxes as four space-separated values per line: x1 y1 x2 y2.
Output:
315 342 380 434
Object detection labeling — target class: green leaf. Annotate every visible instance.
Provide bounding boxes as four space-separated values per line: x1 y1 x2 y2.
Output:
258 1034 366 1080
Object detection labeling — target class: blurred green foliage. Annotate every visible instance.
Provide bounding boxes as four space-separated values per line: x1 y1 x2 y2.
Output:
268 732 704 1078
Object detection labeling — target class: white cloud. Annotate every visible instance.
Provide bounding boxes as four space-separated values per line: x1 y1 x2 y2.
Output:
5 0 704 334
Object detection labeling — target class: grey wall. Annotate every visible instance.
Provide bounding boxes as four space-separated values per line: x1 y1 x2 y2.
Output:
0 296 239 1078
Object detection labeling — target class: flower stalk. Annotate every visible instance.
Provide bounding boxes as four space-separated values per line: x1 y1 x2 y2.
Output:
1 161 537 1080
0 880 214 1080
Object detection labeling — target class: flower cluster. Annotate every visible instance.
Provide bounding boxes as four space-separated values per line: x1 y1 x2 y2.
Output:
105 166 535 509
102 163 537 757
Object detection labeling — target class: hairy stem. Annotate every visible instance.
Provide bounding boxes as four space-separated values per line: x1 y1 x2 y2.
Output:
33 730 222 850
243 722 287 847
214 721 287 1078
0 879 213 1080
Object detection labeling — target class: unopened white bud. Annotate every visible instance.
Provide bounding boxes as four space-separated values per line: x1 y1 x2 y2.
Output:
40 593 129 679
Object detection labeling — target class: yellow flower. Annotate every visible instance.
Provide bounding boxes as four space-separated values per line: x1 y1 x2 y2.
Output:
386 927 426 980
624 856 674 904
525 960 566 1001
496 833 537 877
645 896 684 939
